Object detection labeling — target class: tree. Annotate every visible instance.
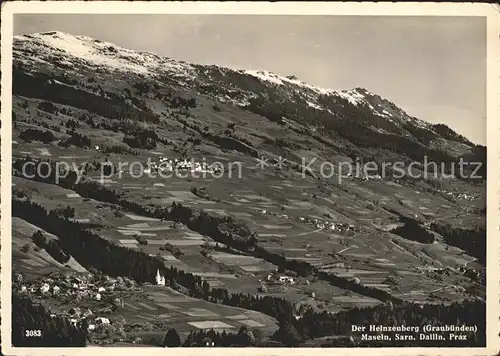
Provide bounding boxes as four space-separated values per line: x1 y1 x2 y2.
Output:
273 319 303 346
170 278 179 290
32 230 46 247
37 101 57 113
163 328 181 347
55 206 75 219
59 133 91 148
202 281 210 298
19 129 55 143
12 293 88 346
237 325 255 345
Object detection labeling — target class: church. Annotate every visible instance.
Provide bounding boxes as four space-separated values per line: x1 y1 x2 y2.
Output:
155 269 165 286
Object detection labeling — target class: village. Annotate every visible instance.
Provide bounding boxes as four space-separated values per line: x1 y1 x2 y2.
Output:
14 271 140 342
143 156 223 175
257 206 357 234
437 189 478 201
13 266 286 345
68 153 225 180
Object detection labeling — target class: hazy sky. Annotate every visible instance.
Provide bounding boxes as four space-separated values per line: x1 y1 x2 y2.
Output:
14 14 486 144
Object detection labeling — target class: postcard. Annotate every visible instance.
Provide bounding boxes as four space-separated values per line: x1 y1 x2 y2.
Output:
1 2 499 355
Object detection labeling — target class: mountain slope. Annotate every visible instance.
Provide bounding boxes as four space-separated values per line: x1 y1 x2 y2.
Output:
13 31 477 161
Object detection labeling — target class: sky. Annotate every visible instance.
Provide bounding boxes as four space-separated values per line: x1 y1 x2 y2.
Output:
14 14 487 144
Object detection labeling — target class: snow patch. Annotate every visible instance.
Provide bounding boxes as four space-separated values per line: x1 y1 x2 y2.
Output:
371 126 389 134
334 89 366 106
243 69 333 95
409 117 431 129
14 31 196 80
14 31 437 137
375 109 393 118
245 70 284 85
307 101 324 111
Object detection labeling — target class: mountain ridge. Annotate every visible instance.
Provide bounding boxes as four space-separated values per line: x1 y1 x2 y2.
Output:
12 30 484 175
13 31 476 150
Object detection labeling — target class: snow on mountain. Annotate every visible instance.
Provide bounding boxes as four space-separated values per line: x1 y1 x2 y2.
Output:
11 32 401 115
307 101 324 111
239 68 431 130
14 31 196 80
12 31 457 145
335 88 365 106
244 69 333 95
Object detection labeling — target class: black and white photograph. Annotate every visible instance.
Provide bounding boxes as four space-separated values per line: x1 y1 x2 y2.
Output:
1 2 499 354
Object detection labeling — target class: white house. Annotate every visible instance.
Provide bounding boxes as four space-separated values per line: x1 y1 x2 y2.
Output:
96 317 110 325
98 287 106 293
40 283 50 294
193 162 203 173
95 293 102 301
278 276 295 284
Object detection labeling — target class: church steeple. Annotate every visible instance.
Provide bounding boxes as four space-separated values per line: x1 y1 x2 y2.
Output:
155 269 165 286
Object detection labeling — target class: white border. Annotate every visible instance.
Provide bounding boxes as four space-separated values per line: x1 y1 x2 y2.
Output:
1 2 499 356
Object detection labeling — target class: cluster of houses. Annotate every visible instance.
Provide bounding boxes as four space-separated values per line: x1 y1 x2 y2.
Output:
18 275 110 301
143 157 222 175
455 192 477 201
257 208 356 235
457 265 482 281
259 209 289 220
345 172 383 182
14 272 137 333
438 189 477 201
260 271 296 286
63 307 112 331
297 216 356 233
